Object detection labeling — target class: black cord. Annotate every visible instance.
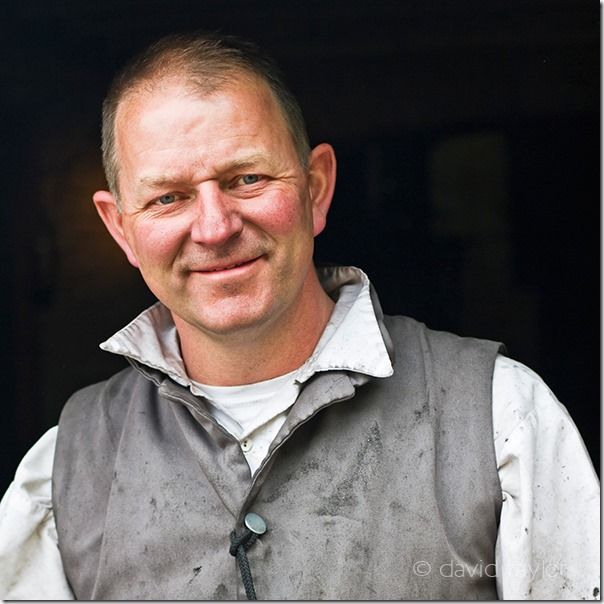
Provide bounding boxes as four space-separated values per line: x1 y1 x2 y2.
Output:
229 529 259 600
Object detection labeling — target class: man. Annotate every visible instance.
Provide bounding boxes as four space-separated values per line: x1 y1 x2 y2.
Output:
0 32 599 600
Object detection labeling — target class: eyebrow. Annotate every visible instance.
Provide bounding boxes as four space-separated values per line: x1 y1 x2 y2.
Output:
138 176 186 191
136 153 273 191
216 153 275 175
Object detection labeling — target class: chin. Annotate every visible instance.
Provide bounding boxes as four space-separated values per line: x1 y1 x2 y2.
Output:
188 305 274 338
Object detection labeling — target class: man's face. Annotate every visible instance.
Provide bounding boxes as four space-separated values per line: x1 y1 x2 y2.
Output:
95 77 334 340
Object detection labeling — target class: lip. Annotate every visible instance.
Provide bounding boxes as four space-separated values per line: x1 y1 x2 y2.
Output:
192 255 263 276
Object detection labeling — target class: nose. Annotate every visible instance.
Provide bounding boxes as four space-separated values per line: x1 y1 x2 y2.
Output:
190 182 243 246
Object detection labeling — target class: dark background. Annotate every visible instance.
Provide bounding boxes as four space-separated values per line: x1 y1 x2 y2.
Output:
0 0 599 493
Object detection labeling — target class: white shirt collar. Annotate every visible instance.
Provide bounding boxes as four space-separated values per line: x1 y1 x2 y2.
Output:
100 266 394 388
294 266 393 382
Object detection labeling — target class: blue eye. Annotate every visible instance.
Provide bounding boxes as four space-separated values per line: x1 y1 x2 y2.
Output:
241 174 260 185
158 194 176 205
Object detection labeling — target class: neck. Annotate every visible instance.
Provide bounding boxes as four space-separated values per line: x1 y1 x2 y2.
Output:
174 272 335 386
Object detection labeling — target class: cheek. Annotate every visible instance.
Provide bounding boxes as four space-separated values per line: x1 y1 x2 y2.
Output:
126 221 184 266
253 194 313 238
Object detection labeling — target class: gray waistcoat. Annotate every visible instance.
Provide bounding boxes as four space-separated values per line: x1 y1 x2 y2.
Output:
53 315 503 600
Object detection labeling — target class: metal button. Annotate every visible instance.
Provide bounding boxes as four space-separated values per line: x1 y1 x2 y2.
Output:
241 438 253 452
244 512 267 535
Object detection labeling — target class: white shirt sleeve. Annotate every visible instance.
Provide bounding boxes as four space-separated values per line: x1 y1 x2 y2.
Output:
0 426 74 600
492 355 600 600
0 358 599 600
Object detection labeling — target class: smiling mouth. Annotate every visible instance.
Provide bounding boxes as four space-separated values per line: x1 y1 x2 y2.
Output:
199 256 261 273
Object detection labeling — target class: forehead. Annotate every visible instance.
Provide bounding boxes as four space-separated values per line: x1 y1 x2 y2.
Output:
116 74 287 143
113 75 296 181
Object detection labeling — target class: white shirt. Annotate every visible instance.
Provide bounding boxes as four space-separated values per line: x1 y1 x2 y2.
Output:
0 267 599 600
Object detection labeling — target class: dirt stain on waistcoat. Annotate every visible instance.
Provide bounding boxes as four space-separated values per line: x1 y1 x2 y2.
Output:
262 458 321 504
316 422 383 516
213 583 228 599
187 565 202 585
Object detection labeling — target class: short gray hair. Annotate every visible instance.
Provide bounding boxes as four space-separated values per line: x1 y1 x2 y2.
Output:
101 32 311 200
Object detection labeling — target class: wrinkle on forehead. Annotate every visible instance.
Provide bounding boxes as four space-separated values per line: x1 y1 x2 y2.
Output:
117 71 275 129
116 77 284 156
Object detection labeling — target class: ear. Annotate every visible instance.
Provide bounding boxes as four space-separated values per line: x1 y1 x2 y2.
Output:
92 190 140 268
307 143 336 237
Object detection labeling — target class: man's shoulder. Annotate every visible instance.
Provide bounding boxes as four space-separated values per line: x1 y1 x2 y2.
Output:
380 314 505 399
60 366 143 424
382 313 504 357
55 365 155 467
